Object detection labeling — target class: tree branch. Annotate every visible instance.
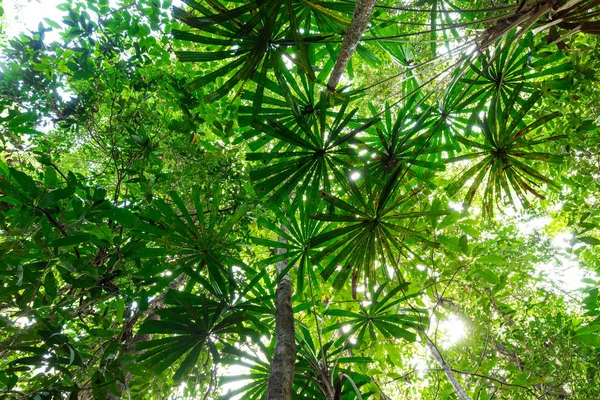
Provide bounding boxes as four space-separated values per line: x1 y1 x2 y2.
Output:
35 205 81 258
104 273 187 399
426 337 472 400
449 369 540 399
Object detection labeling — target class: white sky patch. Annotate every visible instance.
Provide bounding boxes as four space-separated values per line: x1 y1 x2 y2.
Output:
535 256 594 294
518 216 552 235
220 363 251 400
4 0 64 41
436 314 467 347
3 0 184 40
282 54 294 70
500 208 551 234
552 231 573 249
14 316 36 328
410 355 428 378
32 364 55 377
387 266 395 278
448 201 463 212
490 210 599 300
507 211 595 295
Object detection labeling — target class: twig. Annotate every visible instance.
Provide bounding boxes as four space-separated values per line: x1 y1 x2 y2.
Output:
35 205 81 258
449 368 540 399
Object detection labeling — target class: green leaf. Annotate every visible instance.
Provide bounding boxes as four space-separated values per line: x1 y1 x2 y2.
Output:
44 270 57 300
9 168 38 198
44 167 58 187
578 236 600 246
478 255 508 265
51 234 94 247
458 234 469 255
478 269 501 285
89 329 115 338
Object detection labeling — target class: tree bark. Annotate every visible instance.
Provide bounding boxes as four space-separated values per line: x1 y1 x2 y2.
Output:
316 365 336 400
426 338 472 400
99 274 186 399
266 234 296 400
326 0 377 92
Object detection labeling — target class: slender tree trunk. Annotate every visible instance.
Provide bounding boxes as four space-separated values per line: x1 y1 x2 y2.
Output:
327 0 377 92
92 274 186 400
426 338 472 400
266 234 296 399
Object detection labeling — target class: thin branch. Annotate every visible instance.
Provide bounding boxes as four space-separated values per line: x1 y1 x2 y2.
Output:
186 207 236 216
449 369 540 399
35 206 81 258
98 0 138 25
338 0 520 13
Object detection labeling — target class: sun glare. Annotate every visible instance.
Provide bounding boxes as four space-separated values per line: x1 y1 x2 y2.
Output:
438 314 467 347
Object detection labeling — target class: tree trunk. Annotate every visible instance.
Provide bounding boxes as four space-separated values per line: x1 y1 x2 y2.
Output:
85 274 187 400
266 234 296 399
327 0 377 92
316 366 336 400
426 338 472 400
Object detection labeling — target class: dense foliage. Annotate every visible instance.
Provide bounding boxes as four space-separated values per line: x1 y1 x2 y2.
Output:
1 0 600 399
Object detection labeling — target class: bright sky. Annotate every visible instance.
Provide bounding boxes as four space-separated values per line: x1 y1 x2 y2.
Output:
2 0 183 41
3 0 64 41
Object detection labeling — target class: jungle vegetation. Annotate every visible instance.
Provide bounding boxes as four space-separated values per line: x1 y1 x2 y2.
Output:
1 0 600 399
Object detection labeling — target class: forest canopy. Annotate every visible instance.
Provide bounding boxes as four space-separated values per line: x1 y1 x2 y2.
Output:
1 0 600 399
